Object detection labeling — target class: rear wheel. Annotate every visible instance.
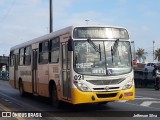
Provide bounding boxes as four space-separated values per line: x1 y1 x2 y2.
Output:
51 85 61 108
19 81 26 97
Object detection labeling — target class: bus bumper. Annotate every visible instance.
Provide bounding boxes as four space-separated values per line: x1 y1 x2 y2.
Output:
71 86 135 104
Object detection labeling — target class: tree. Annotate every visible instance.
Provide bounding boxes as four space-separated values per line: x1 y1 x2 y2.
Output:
155 48 160 62
136 48 147 63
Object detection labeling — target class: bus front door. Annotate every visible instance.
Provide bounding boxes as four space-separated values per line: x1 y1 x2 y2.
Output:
32 49 38 94
61 42 71 100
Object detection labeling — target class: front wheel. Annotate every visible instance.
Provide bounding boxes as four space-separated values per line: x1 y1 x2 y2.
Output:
51 86 61 108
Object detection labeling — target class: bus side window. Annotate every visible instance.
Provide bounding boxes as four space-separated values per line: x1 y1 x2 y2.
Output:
19 48 24 65
49 37 60 63
10 51 14 66
39 41 49 64
24 46 31 65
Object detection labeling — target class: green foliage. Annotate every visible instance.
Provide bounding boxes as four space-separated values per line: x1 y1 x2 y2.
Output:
155 48 160 62
136 48 147 63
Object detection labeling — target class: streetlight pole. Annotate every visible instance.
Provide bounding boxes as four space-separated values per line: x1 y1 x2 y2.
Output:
50 0 53 33
85 20 89 25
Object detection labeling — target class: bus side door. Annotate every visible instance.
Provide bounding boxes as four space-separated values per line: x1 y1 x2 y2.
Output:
61 42 71 100
14 54 19 89
32 49 38 94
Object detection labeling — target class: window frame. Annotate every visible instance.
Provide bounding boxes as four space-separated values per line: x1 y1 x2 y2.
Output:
9 51 14 67
49 37 60 63
24 46 31 65
39 40 49 64
19 48 25 66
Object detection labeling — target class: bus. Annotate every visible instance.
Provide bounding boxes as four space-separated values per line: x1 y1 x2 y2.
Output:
9 25 135 107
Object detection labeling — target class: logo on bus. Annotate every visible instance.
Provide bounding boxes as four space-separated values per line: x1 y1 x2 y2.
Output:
105 86 110 91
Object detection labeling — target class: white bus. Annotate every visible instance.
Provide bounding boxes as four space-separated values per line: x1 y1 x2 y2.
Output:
9 25 135 107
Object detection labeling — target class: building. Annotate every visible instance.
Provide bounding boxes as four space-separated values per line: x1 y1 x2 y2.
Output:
0 55 9 79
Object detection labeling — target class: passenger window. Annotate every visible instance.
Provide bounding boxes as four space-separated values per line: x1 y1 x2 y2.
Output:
19 48 24 65
50 37 60 63
24 46 31 65
39 41 49 64
10 51 14 66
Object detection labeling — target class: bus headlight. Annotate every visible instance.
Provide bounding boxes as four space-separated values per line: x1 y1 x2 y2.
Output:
122 79 133 90
74 81 91 92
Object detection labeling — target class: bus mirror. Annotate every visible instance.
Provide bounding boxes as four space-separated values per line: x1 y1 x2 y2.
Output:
68 39 73 51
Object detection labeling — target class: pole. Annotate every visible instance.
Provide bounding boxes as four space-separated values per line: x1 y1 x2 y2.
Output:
50 0 53 33
85 20 89 25
153 40 155 62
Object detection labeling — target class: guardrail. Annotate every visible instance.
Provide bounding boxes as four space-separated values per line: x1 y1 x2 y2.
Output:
134 70 155 88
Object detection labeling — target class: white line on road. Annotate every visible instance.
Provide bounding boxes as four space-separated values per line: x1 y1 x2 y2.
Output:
117 96 158 103
140 101 160 107
135 97 156 100
117 100 128 102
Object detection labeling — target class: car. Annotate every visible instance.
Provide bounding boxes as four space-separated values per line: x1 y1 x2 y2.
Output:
144 62 160 72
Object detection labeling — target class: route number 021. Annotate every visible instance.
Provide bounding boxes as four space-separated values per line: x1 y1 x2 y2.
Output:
74 75 84 80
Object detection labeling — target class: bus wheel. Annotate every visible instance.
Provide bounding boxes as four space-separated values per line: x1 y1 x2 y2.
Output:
19 81 25 97
51 86 61 108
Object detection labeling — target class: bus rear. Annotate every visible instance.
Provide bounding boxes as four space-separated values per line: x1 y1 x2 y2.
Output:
69 26 135 104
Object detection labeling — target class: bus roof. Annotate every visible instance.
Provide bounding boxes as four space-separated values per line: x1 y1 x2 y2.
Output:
10 25 127 51
10 26 73 51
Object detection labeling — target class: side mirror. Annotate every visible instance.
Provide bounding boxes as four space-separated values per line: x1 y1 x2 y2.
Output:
68 39 73 51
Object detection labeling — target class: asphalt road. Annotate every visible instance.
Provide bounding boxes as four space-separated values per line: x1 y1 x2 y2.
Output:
0 80 160 120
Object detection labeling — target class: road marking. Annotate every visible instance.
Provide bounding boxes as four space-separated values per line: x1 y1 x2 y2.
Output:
0 92 66 120
0 103 11 111
0 103 25 120
135 97 156 100
117 100 128 102
117 96 158 103
140 101 160 107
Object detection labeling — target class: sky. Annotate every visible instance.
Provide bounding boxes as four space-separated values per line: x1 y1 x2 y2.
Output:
0 0 160 62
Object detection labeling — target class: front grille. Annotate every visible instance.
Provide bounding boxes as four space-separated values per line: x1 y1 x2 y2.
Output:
87 78 124 85
96 93 117 98
93 87 119 90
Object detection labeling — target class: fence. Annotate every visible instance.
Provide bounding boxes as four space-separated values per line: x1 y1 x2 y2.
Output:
134 71 155 88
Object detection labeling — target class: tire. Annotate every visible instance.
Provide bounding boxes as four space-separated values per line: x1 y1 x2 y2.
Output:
19 81 26 97
51 85 61 108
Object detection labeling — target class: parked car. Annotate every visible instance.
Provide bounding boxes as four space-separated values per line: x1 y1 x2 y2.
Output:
144 62 160 72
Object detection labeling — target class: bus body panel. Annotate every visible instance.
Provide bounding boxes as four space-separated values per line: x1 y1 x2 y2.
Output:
71 86 135 104
49 64 61 99
9 66 15 87
18 66 32 93
37 64 49 97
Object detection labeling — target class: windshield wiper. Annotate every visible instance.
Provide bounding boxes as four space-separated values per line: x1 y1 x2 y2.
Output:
111 39 119 62
87 37 101 60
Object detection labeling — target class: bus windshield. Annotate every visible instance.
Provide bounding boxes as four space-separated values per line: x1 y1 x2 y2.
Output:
73 40 132 76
